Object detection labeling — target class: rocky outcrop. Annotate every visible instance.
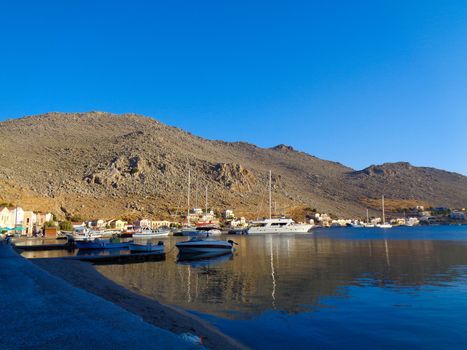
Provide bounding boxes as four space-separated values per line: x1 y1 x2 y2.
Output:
212 163 256 192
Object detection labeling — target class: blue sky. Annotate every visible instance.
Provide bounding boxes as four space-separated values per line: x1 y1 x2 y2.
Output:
1 1 466 174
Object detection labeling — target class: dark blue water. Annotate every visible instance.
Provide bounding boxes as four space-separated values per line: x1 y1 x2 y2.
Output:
97 226 467 349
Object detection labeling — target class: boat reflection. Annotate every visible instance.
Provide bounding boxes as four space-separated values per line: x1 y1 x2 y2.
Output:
96 227 467 319
76 248 129 257
177 252 233 267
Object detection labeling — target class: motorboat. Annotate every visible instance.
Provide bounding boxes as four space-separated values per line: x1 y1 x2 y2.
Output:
349 221 364 228
129 241 164 253
181 225 222 237
133 227 171 239
76 237 132 250
69 229 103 241
176 237 237 254
363 223 375 228
247 218 313 234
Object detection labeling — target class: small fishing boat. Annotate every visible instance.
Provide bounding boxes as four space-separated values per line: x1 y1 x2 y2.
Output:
349 221 364 228
129 241 164 253
176 237 237 254
181 226 222 237
133 227 171 239
76 237 132 250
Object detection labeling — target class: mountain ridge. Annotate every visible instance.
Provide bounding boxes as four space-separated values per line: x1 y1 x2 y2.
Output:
0 111 465 220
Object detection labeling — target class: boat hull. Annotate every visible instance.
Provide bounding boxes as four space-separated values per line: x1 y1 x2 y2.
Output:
129 243 164 253
176 239 234 254
77 240 131 250
181 230 221 237
176 245 233 254
247 224 313 234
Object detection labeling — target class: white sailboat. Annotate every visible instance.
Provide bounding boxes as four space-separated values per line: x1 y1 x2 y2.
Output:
247 170 313 234
363 208 375 228
181 181 221 236
377 195 392 229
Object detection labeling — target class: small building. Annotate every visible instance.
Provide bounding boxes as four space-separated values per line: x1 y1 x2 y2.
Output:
23 211 37 236
0 206 11 229
35 212 53 227
137 219 152 229
89 219 105 229
450 211 465 220
44 226 58 238
229 217 247 228
223 210 235 219
108 219 127 230
151 220 172 229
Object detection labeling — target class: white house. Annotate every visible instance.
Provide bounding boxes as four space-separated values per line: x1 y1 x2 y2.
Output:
0 207 10 228
230 217 247 228
223 210 235 219
8 207 24 228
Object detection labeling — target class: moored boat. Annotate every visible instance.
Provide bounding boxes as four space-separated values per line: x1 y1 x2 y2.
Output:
181 226 222 237
133 227 171 239
247 218 313 234
129 241 164 253
76 237 132 250
176 237 237 254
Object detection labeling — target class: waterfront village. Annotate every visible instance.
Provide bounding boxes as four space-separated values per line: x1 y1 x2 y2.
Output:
0 202 465 238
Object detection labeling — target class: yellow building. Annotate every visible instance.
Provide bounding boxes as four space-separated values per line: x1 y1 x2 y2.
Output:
109 219 127 230
23 211 36 236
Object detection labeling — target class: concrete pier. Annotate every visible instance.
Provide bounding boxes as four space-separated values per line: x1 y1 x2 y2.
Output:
0 241 196 350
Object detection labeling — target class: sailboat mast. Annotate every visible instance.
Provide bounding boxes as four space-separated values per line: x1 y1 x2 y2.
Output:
205 185 208 215
366 208 369 224
382 195 385 223
187 170 191 225
269 170 272 219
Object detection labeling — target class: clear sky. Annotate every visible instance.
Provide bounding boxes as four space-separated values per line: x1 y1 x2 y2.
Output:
1 1 466 175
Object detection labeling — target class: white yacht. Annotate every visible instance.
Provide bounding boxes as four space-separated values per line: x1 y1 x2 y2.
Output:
247 170 313 234
248 218 313 234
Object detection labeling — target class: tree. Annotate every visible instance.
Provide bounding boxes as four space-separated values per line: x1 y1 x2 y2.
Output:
59 221 73 231
44 221 58 228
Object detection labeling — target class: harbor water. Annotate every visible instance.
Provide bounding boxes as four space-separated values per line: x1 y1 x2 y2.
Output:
23 226 467 349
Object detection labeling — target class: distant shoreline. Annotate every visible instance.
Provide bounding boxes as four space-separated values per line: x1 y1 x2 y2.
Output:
31 257 247 350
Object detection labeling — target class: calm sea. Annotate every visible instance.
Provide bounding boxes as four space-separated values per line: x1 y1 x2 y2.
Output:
45 226 467 349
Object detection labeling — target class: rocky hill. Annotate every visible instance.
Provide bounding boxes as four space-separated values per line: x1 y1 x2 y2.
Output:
0 112 465 220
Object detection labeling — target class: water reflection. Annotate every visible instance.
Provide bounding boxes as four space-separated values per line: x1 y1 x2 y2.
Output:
177 252 233 267
96 227 467 319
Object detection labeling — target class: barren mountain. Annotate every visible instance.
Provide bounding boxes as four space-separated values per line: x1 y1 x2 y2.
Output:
0 112 465 220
